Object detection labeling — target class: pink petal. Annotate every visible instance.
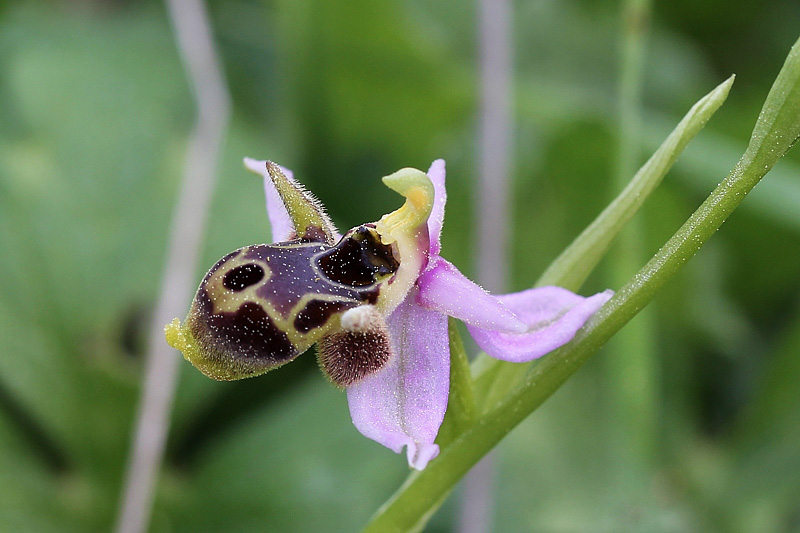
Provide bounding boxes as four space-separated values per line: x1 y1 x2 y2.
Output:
467 287 613 362
427 159 446 256
243 157 296 242
417 256 527 334
346 289 449 470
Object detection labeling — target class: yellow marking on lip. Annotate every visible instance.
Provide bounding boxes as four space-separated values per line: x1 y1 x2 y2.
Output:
203 257 273 314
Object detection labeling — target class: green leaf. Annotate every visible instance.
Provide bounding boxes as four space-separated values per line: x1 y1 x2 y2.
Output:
742 41 800 170
537 74 734 290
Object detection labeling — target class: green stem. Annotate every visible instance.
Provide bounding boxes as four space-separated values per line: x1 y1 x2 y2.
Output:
364 36 800 532
606 0 658 468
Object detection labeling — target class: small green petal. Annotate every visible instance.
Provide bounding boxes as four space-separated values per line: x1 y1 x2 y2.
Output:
264 161 337 244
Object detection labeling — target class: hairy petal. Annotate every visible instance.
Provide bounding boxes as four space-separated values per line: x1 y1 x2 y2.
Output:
243 157 295 242
467 287 613 362
427 159 446 256
347 289 449 470
417 256 527 333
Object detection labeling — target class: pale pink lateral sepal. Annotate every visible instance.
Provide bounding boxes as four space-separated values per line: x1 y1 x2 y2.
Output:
346 289 449 470
416 256 527 334
426 159 447 257
467 287 613 362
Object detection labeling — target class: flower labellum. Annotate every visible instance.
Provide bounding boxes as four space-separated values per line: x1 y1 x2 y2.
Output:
166 158 612 470
165 162 408 385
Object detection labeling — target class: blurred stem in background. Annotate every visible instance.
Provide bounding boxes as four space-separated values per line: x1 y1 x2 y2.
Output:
606 0 659 475
114 0 230 532
458 0 513 532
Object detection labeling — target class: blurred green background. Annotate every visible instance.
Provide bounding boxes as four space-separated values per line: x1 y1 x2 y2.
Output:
1 0 800 531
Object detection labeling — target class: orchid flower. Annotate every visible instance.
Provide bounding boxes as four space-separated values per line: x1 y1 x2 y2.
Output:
166 158 612 470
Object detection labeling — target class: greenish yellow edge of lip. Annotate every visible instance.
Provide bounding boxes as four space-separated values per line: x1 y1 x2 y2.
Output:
165 317 192 361
166 317 236 379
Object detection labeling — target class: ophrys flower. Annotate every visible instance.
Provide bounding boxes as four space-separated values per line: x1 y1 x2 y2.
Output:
166 158 612 470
